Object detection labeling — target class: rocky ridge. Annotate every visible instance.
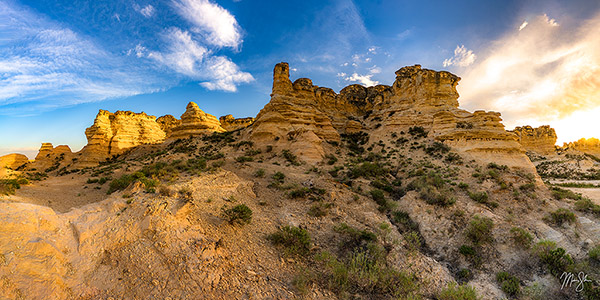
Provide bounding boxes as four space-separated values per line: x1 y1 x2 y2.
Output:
510 125 557 156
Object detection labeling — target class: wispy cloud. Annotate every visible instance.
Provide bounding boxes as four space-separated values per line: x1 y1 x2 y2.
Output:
0 3 160 115
342 72 379 86
172 0 242 48
458 13 600 143
136 4 155 18
443 45 476 67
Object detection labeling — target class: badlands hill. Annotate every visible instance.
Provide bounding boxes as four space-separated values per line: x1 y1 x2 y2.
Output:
0 63 599 300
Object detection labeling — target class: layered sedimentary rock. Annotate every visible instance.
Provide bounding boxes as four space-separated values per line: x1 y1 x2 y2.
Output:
509 126 557 155
156 115 181 136
168 102 225 139
0 154 28 171
562 138 600 157
252 63 534 170
30 143 74 171
77 110 166 166
219 115 255 131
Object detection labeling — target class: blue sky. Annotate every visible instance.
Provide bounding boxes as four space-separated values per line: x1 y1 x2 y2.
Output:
1 0 600 158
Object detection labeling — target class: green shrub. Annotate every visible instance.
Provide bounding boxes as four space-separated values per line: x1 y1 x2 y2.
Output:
551 187 582 200
459 245 477 257
408 126 428 138
445 153 463 164
574 198 600 215
468 191 488 204
510 227 533 249
487 162 508 171
107 172 157 194
457 268 473 282
289 187 310 198
465 215 494 245
425 142 450 156
546 208 576 225
458 182 469 190
325 154 338 165
496 272 520 297
308 202 333 217
268 226 311 256
0 178 29 195
272 172 285 183
519 183 535 192
254 169 265 177
235 156 253 163
589 245 600 262
409 172 455 206
438 282 479 300
404 231 421 252
222 204 252 225
282 150 301 166
392 210 419 233
533 240 573 277
370 189 394 211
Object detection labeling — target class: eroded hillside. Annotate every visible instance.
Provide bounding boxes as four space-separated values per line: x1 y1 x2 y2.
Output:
1 63 599 300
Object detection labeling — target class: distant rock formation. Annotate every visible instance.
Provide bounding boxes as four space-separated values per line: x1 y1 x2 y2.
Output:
77 110 166 166
219 115 254 131
509 125 557 155
251 62 534 170
562 138 600 157
0 154 28 170
30 143 74 172
168 102 225 139
156 115 181 136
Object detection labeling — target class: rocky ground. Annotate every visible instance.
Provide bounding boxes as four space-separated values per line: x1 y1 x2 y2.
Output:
2 128 599 300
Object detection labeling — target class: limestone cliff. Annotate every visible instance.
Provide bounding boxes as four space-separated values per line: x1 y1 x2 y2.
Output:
77 110 166 166
0 154 28 177
509 125 557 155
156 114 181 136
30 143 74 172
219 115 254 131
562 138 600 157
168 102 225 139
251 63 533 171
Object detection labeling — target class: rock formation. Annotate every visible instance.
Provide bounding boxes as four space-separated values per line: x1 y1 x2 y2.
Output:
251 63 534 171
168 102 225 139
0 154 29 177
562 138 600 157
509 125 557 155
219 115 254 131
156 114 181 136
77 110 166 166
30 143 74 172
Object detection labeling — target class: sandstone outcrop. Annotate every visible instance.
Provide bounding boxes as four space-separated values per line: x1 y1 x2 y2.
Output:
168 102 225 139
0 154 29 177
219 114 254 131
156 114 181 136
562 138 600 157
30 143 74 172
251 63 534 171
77 110 166 166
509 125 557 155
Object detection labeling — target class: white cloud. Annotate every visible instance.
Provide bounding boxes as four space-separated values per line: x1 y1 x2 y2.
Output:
172 0 242 48
519 21 528 31
138 5 155 18
343 73 379 87
199 56 253 92
458 13 600 144
146 28 252 92
443 45 476 67
0 3 155 114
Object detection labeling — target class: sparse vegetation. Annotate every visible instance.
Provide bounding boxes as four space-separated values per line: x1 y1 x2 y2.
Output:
253 168 265 177
496 271 520 297
408 126 428 138
510 227 533 249
282 150 301 166
465 215 494 245
222 204 253 225
0 177 29 195
589 245 600 262
545 208 576 226
408 171 455 206
268 226 311 256
533 240 573 276
551 186 582 200
438 282 478 300
308 202 333 217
